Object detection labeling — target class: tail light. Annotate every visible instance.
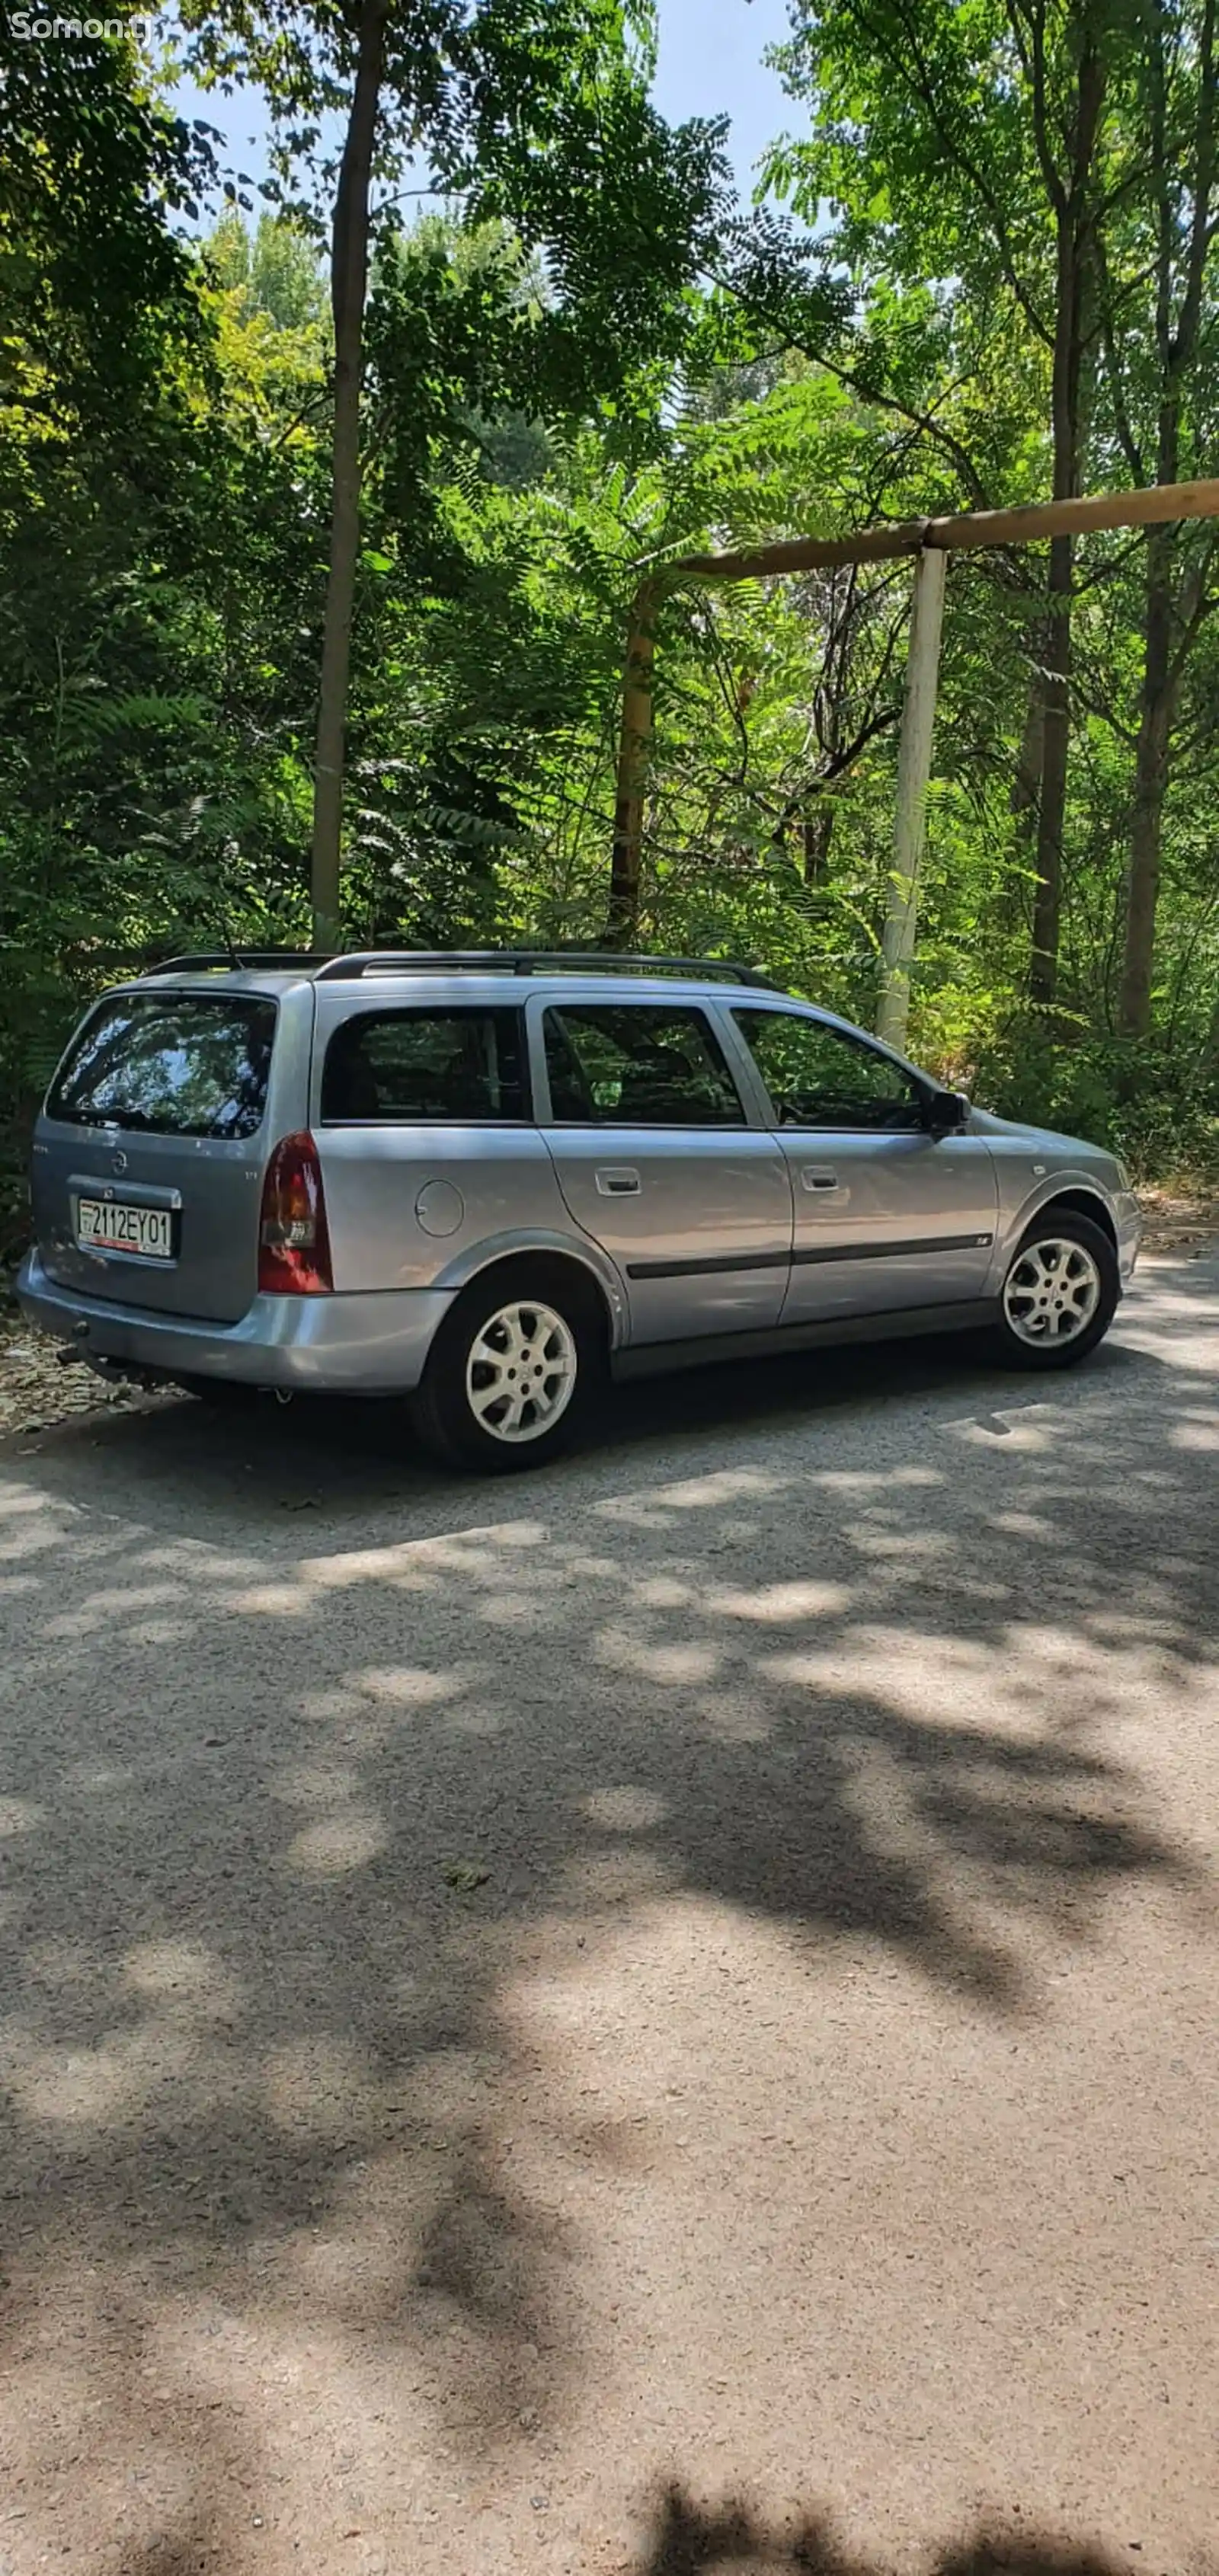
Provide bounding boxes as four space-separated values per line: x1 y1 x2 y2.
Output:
258 1131 333 1295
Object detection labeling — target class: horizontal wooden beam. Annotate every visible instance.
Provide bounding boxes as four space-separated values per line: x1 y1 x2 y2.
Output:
661 475 1219 587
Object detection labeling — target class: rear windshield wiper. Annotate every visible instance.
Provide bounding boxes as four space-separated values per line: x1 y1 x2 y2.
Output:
56 1107 166 1131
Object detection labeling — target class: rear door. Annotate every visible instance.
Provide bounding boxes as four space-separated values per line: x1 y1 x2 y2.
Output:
30 982 304 1322
530 994 793 1344
727 1006 998 1322
309 992 567 1287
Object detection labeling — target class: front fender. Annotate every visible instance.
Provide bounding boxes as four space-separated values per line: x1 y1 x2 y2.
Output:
986 1169 1133 1293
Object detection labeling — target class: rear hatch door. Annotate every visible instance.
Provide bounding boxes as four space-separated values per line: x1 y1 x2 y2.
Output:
31 982 302 1322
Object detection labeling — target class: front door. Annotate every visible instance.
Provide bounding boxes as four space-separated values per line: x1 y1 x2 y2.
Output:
727 1006 998 1323
533 996 793 1344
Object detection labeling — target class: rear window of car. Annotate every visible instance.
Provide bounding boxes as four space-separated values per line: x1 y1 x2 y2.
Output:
321 1008 529 1123
46 992 277 1139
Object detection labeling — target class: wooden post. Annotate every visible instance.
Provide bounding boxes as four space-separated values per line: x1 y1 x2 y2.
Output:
606 580 659 945
610 478 1219 988
876 546 946 1051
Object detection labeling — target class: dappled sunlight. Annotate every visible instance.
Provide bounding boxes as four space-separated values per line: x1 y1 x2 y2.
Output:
3 2018 203 2126
594 1626 725 1684
282 1808 391 1876
1169 1404 1219 1448
594 1465 792 1526
0 1792 47 1835
809 1462 945 1491
43 1580 184 1641
990 1507 1059 1538
581 1785 669 1833
0 1270 1216 2566
355 1664 472 1707
124 1940 236 2008
950 1406 1058 1452
0 1483 53 1513
702 1579 849 1622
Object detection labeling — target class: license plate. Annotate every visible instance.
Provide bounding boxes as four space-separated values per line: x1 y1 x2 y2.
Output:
76 1198 174 1261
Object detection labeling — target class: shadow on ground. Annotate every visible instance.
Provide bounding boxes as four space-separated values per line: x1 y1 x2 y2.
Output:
0 1260 1214 2564
635 2484 1153 2574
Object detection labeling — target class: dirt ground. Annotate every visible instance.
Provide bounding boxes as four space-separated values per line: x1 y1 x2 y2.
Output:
0 1242 1217 2576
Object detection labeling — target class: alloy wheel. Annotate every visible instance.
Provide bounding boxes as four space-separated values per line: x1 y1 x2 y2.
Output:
1003 1237 1102 1347
465 1298 578 1444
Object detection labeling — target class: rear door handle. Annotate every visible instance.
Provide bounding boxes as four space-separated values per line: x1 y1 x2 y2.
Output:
596 1166 641 1196
801 1165 839 1191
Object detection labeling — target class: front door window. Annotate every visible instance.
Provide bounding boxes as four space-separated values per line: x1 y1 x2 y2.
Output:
734 1011 925 1132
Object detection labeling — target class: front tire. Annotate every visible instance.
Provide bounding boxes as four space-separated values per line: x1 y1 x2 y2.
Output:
409 1261 606 1472
989 1208 1119 1370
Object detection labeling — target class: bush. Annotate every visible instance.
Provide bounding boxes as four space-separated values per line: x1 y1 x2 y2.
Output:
976 1024 1219 1182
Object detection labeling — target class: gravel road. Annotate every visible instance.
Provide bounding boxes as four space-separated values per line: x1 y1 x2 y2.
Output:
0 1257 1217 2576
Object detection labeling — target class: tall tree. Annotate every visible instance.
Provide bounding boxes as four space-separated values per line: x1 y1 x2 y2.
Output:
1009 0 1109 1006
180 0 725 944
1096 0 1219 1034
769 0 1115 1005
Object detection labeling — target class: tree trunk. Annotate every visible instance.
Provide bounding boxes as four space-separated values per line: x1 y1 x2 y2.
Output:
1011 666 1045 822
804 802 834 884
606 581 659 945
1114 0 1215 1035
1026 17 1105 1009
310 0 387 951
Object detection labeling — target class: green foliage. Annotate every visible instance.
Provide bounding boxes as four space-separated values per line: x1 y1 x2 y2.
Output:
977 1028 1219 1181
5 0 1219 1269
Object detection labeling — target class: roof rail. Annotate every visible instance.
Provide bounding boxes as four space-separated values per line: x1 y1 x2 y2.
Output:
313 948 779 988
146 950 336 976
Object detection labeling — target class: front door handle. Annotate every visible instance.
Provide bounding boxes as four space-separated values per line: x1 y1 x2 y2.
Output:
596 1166 641 1196
801 1165 839 1191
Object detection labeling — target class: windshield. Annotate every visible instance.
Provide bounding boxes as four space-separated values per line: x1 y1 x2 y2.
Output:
46 991 277 1139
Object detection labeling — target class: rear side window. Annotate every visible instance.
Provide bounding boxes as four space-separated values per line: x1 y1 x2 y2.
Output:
543 1004 744 1126
321 1008 529 1123
46 992 277 1139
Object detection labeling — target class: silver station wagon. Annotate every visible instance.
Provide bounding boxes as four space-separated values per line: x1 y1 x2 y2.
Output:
18 949 1141 1472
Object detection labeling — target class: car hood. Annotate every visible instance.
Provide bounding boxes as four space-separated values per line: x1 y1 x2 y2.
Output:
967 1105 1113 1162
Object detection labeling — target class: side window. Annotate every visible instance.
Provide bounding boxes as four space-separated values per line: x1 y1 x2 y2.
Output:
734 1011 925 1132
543 1005 744 1127
321 1008 528 1123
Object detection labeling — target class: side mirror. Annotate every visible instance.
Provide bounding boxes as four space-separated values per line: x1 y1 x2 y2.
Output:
924 1087 968 1134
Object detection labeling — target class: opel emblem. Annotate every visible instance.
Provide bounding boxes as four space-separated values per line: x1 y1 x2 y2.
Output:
112 1150 128 1175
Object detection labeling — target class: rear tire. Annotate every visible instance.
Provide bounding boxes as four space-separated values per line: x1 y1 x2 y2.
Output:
988 1207 1118 1370
409 1261 606 1473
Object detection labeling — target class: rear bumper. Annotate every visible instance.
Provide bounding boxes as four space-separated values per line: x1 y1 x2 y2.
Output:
14 1250 454 1393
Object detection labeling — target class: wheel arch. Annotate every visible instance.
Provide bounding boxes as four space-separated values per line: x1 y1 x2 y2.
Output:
1023 1186 1118 1254
437 1237 621 1350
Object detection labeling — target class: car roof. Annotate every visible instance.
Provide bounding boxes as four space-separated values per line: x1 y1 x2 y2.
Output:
110 960 898 1047
132 967 779 1003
